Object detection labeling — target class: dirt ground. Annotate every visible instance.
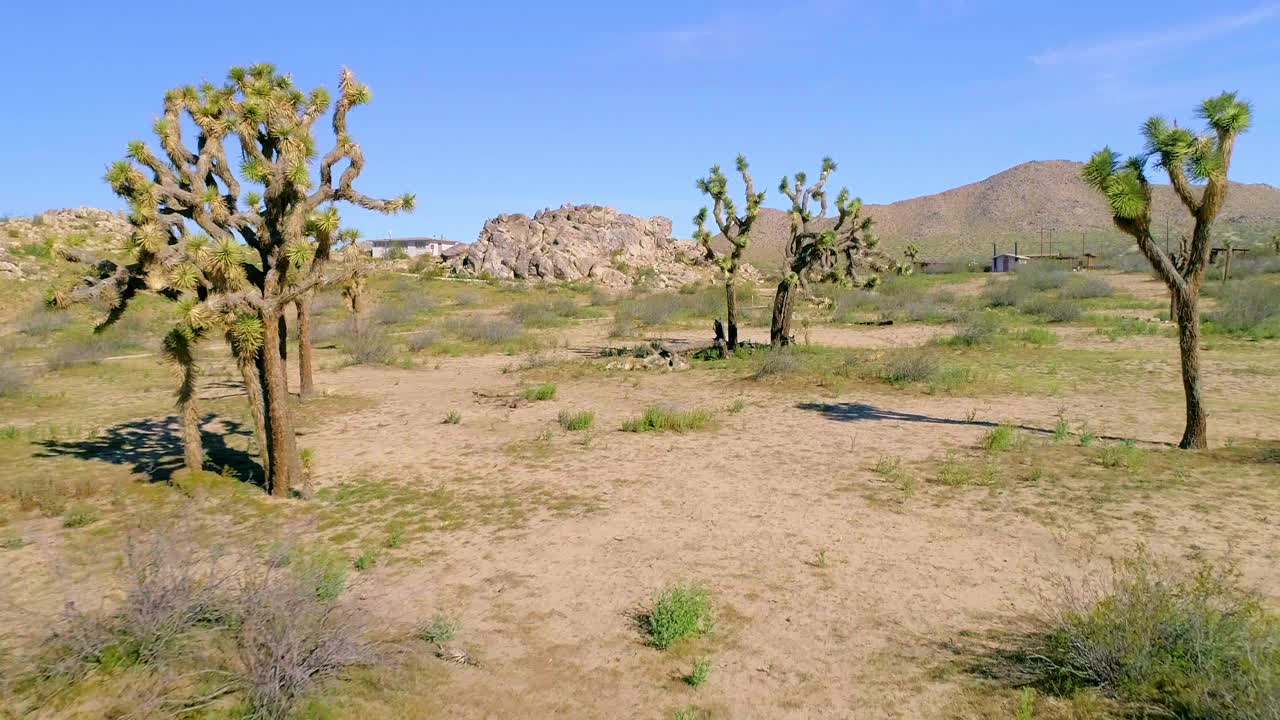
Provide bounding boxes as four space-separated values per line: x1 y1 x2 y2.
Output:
2 273 1278 719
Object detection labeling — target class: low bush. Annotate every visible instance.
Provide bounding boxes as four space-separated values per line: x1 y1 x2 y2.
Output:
878 350 939 386
1018 552 1280 719
621 406 714 433
18 306 69 337
1017 327 1058 346
336 327 396 365
443 410 462 425
1208 278 1280 338
46 335 132 370
684 657 712 687
558 409 594 431
520 382 557 401
1015 264 1069 290
61 503 98 528
444 317 528 346
981 424 1016 453
752 349 803 379
417 612 458 644
941 313 1002 347
508 297 596 328
1023 296 1082 323
1061 274 1115 299
1098 440 1148 473
984 279 1032 308
644 584 714 650
405 329 441 352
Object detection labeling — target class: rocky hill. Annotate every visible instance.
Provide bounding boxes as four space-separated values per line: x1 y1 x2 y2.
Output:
0 208 129 280
446 203 715 288
739 160 1280 266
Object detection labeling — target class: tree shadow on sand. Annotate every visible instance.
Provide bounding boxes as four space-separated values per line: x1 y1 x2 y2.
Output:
795 401 1168 446
36 415 263 486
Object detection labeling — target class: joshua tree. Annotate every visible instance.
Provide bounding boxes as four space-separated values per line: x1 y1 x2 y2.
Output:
294 210 362 400
693 155 764 352
54 63 413 494
770 158 894 347
1082 91 1251 449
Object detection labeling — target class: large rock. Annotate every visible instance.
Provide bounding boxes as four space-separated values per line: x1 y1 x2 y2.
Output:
446 203 713 288
0 208 131 282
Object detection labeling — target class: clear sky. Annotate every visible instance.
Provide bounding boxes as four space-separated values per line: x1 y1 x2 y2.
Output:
2 0 1277 241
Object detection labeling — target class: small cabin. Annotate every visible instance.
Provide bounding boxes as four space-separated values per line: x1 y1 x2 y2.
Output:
991 253 1029 273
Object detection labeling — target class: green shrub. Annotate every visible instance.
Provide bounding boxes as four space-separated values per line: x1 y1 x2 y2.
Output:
981 424 1016 453
621 406 714 433
1017 327 1059 346
1015 264 1069 290
417 612 458 644
520 383 557 401
936 451 973 486
1021 552 1280 719
384 523 406 549
292 549 348 602
352 550 377 571
684 657 712 687
985 279 1032 308
558 409 594 431
941 313 1002 347
443 410 462 425
62 503 98 528
1098 440 1148 473
644 584 713 650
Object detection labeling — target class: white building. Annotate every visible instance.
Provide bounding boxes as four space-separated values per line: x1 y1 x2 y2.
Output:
370 237 463 259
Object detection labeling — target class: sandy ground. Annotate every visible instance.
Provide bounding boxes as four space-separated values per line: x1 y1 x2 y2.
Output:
276 318 1280 719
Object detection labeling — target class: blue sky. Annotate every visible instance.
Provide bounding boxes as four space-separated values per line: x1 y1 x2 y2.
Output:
2 0 1278 241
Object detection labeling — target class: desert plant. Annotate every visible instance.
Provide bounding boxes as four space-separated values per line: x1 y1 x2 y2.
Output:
1209 277 1280 337
878 350 939 386
621 406 714 433
50 65 413 494
1062 274 1115 299
520 382 557 401
444 317 526 346
405 328 440 352
61 503 99 528
1019 551 1280 719
644 584 713 650
352 549 377 571
943 313 1002 347
981 424 1017 453
693 155 764 352
684 657 712 687
1023 296 1082 323
443 410 461 425
558 409 594 431
336 326 395 366
771 158 897 347
752 349 803 379
1082 92 1252 448
416 612 458 644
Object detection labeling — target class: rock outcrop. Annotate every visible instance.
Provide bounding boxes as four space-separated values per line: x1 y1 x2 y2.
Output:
446 204 712 288
0 208 130 281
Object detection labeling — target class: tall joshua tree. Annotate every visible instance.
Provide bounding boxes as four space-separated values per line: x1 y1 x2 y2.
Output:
293 208 362 400
56 63 413 494
693 155 764 352
1082 91 1251 449
770 158 893 347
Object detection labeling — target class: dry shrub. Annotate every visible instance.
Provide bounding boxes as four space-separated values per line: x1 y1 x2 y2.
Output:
444 316 527 345
336 327 396 366
878 350 939 385
0 362 25 397
235 562 374 719
18 306 68 337
1019 551 1280 719
1023 296 1082 323
405 329 441 352
46 335 132 369
1061 274 1114 299
1210 278 1280 338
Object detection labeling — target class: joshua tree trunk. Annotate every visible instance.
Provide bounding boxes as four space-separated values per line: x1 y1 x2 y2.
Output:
295 294 315 401
176 357 203 474
350 290 365 336
236 352 271 481
261 311 300 496
724 279 739 351
1221 248 1233 285
770 279 797 347
277 315 289 364
1173 288 1208 449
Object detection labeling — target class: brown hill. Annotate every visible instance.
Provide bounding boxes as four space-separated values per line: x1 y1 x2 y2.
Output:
740 160 1280 267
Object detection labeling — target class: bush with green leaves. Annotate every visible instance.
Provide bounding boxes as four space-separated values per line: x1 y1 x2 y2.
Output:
877 350 939 386
417 612 458 644
1021 552 1280 719
622 406 714 433
644 584 714 650
520 383 557 401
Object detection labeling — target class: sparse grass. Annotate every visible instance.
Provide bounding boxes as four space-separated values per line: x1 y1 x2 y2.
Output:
417 612 458 644
936 450 974 486
61 503 98 528
939 313 1002 347
353 549 378 571
0 363 25 397
684 657 712 687
621 406 714 433
1098 440 1148 473
1208 277 1280 339
1017 327 1059 346
1023 296 1082 323
384 522 406 548
644 584 714 650
520 382 557 401
558 409 594 431
1013 551 1280 719
443 410 462 425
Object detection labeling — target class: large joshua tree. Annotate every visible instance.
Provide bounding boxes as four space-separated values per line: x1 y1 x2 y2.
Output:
693 155 764 352
1082 91 1251 449
293 209 362 400
770 158 893 347
55 63 413 494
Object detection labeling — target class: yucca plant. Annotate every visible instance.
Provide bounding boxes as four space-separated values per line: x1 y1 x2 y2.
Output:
693 155 764 353
1082 92 1251 449
771 158 897 347
52 64 414 494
